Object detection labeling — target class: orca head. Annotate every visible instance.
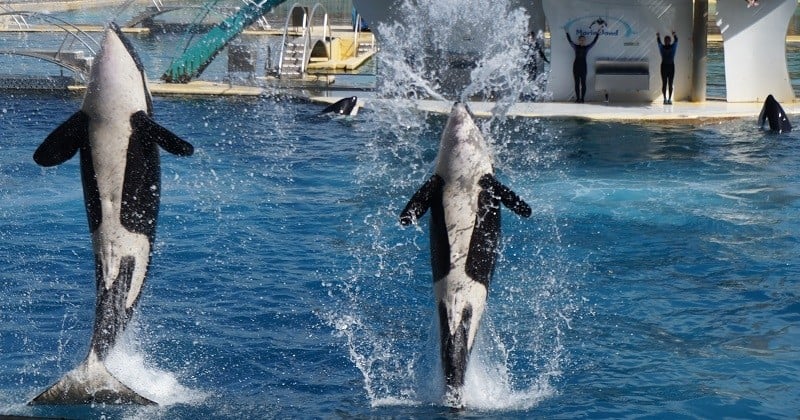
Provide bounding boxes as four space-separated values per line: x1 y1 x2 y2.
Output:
435 102 493 183
321 96 358 116
758 94 792 133
83 22 151 116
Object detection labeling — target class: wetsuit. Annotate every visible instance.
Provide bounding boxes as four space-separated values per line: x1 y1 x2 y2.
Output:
658 34 678 103
567 32 599 103
525 34 550 81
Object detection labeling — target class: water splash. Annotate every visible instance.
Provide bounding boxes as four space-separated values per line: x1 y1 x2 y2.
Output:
105 322 210 408
320 0 578 410
461 314 558 411
321 107 578 412
375 0 547 110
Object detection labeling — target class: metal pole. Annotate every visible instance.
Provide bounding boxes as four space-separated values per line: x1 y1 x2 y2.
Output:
691 0 708 102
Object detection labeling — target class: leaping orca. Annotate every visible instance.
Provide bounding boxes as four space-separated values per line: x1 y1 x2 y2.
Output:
30 23 193 405
320 96 359 116
758 94 792 133
399 103 531 407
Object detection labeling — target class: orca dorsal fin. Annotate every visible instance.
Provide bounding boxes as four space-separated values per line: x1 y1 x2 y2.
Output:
400 174 444 225
131 111 194 156
33 111 89 167
479 174 532 217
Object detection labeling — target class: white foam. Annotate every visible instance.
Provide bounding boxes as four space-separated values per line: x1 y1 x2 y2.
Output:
104 331 209 407
462 358 556 411
456 322 558 411
370 396 420 408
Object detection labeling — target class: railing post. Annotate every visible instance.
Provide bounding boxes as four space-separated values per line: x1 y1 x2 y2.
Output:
277 3 303 77
353 14 361 57
323 13 330 59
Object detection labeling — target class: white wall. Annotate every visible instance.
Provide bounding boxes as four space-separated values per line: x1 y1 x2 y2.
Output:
542 0 694 103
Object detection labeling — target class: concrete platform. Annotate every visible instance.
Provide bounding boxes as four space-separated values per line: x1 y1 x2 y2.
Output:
309 96 800 122
0 26 148 34
257 74 336 88
307 51 375 72
0 0 130 12
148 81 265 96
0 24 279 35
68 80 266 96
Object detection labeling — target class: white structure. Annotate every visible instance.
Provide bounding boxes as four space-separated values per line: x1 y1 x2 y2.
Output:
717 0 796 102
353 0 797 103
543 0 694 103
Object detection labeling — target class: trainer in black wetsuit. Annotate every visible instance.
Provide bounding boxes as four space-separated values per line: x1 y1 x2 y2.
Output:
566 31 599 103
657 31 678 104
525 31 550 81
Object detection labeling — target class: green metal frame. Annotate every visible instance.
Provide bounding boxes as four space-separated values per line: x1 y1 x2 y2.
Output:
161 0 287 83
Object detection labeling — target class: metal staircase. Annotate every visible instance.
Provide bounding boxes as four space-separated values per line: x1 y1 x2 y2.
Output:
357 39 373 57
279 40 305 78
351 13 374 58
276 3 331 79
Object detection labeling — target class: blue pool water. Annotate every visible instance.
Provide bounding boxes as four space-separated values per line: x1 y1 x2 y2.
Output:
1 94 799 418
1 4 800 419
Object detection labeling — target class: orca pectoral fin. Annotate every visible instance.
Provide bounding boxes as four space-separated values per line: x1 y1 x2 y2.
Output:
33 111 89 167
400 174 443 225
131 111 194 156
479 174 532 218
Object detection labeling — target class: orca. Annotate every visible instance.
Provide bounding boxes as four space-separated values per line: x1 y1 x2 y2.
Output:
30 23 193 405
399 103 531 406
758 94 792 133
320 96 359 116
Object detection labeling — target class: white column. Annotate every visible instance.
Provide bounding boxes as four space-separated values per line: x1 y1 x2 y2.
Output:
716 0 796 102
691 0 708 102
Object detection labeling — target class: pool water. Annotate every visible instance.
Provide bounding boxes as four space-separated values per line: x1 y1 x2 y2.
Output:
1 93 798 418
1 3 799 418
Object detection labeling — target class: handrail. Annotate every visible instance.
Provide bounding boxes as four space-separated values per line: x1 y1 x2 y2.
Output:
353 13 361 56
305 3 331 72
0 6 30 29
277 3 304 77
277 3 330 77
0 12 99 55
351 13 374 57
0 51 89 81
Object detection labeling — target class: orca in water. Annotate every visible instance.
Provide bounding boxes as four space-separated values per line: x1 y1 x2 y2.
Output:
320 96 359 116
30 23 193 405
758 94 792 133
399 103 531 406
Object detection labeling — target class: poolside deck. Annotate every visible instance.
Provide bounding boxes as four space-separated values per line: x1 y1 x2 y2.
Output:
308 96 800 122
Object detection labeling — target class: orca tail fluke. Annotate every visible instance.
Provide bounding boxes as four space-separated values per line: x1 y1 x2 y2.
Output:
29 352 155 406
439 302 473 408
